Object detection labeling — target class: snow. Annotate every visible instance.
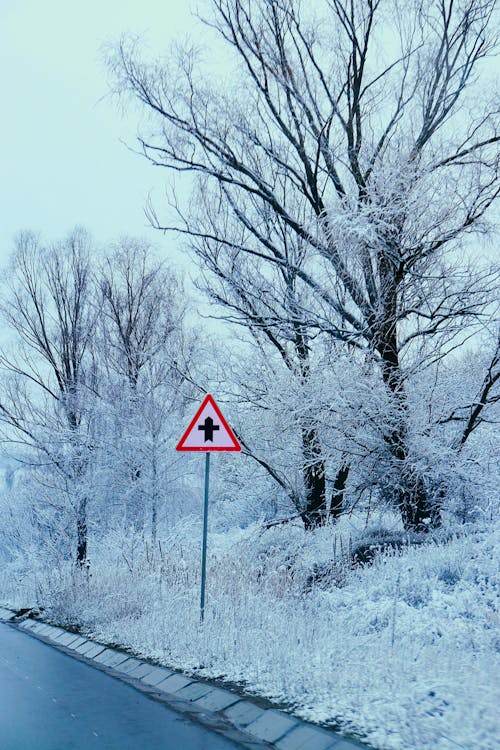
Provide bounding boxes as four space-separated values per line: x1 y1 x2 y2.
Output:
3 513 498 750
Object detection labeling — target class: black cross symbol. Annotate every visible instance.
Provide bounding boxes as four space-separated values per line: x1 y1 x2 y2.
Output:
198 416 219 442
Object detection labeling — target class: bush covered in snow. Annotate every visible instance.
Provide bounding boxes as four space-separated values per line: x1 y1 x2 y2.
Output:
2 511 498 750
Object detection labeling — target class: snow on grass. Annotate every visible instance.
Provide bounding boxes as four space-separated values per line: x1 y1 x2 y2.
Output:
2 515 499 750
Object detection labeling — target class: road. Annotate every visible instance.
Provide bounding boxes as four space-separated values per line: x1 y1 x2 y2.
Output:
0 623 245 750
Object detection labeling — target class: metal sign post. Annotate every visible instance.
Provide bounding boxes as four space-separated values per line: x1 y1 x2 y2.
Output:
176 394 241 623
200 452 210 622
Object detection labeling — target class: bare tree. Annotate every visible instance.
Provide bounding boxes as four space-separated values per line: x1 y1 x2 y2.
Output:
110 0 499 530
195 221 349 526
99 238 182 387
98 238 189 540
0 229 98 564
437 328 500 450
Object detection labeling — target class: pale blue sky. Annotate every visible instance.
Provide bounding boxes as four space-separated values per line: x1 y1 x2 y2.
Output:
1 1 496 283
0 0 197 268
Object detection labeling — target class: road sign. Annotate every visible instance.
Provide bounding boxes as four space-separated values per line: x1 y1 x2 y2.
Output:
175 394 241 623
176 394 241 452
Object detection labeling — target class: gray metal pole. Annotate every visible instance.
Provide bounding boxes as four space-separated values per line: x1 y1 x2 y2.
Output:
200 451 210 623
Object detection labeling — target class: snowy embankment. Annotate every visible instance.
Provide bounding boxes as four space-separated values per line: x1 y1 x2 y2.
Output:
2 515 499 750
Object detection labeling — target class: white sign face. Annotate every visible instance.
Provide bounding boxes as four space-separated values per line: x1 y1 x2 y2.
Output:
176 394 241 452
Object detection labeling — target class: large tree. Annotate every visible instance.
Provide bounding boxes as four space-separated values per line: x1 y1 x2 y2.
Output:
97 239 190 540
0 229 98 564
110 0 499 531
194 222 349 526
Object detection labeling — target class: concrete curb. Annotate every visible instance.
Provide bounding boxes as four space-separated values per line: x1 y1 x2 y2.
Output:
0 607 370 750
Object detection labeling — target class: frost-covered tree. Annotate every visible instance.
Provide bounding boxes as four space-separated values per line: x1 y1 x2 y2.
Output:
194 230 349 527
99 238 183 388
110 0 499 531
0 232 197 566
96 239 194 541
0 229 98 564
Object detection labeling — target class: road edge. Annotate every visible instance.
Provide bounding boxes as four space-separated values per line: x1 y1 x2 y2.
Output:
0 606 371 750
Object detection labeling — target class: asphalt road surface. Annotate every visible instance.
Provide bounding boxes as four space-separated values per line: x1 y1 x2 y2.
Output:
0 623 244 750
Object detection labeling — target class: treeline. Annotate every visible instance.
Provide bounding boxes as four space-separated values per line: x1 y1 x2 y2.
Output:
1 0 499 571
108 1 499 531
0 231 198 565
0 227 497 574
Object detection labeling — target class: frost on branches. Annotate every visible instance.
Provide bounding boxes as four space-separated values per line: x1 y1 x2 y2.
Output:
109 0 499 531
0 2 499 750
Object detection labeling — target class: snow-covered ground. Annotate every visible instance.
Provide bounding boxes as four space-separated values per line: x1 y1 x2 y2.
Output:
2 514 498 750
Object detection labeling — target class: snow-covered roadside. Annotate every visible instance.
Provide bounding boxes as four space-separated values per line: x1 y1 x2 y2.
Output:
2 517 499 750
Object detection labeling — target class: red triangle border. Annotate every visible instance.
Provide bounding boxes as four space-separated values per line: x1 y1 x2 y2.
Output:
176 394 241 452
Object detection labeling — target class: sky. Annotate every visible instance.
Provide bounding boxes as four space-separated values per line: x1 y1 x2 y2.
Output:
0 0 200 272
1 0 496 320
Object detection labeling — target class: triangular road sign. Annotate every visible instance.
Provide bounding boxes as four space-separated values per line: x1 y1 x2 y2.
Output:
176 394 241 452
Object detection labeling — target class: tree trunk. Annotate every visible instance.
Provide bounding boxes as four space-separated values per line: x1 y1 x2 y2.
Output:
294 317 342 529
377 273 441 531
331 464 350 518
76 495 87 565
300 426 328 529
300 429 349 529
151 442 158 547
